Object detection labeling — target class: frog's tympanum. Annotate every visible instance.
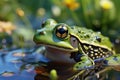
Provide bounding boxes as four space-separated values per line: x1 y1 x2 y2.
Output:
33 19 120 80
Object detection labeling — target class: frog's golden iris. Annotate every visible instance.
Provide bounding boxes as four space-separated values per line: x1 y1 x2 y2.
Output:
55 24 68 38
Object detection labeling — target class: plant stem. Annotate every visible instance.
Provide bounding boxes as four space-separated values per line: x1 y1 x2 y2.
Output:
70 10 82 26
81 0 92 28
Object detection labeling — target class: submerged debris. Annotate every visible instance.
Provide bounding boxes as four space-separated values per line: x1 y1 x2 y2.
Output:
0 71 15 77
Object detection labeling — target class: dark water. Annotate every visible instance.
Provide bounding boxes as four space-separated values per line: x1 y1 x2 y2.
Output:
0 47 49 80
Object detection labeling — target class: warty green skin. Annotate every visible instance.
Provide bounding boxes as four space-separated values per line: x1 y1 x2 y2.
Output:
33 19 120 71
34 19 77 51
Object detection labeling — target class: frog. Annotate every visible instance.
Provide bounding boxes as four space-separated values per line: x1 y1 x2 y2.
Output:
33 19 120 79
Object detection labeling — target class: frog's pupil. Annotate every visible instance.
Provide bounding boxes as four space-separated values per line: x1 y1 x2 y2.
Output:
56 25 68 38
58 27 67 34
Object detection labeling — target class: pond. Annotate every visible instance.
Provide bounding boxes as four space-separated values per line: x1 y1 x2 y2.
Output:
0 47 49 80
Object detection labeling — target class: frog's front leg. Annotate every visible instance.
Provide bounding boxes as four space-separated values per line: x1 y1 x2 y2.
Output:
104 54 120 71
73 55 94 71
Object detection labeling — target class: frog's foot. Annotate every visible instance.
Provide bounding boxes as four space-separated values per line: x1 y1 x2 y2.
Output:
73 56 94 71
103 54 120 71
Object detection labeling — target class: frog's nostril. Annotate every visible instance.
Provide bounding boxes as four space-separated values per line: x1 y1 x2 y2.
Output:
39 31 46 35
37 28 46 35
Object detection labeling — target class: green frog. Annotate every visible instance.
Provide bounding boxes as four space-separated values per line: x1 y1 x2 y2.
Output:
33 19 120 79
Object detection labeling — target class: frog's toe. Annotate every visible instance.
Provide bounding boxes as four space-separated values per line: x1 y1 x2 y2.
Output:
103 54 120 72
73 62 82 71
73 62 94 71
104 54 120 66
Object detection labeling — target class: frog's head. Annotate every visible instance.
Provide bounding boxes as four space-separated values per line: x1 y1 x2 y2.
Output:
33 19 78 52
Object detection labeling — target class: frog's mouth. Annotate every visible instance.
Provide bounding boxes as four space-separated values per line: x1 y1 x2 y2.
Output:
36 43 77 52
33 29 76 52
46 46 71 54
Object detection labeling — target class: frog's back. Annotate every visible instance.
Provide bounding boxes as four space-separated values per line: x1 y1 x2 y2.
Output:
71 26 113 49
70 26 114 60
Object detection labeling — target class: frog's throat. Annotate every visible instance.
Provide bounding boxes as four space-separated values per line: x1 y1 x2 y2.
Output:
45 47 76 63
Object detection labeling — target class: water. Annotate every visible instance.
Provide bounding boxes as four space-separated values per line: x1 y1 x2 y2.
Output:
0 47 49 80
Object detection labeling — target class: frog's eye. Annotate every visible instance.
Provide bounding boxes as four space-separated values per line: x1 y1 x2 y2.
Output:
55 24 68 39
